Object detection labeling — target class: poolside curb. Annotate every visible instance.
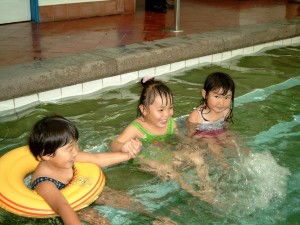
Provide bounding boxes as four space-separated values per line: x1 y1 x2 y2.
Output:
0 18 299 102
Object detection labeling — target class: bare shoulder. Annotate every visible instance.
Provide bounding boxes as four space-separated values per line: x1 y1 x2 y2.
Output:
31 162 53 181
117 120 144 141
31 163 43 180
188 108 201 123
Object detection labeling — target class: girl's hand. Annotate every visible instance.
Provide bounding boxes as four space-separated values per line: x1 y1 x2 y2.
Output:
121 138 142 158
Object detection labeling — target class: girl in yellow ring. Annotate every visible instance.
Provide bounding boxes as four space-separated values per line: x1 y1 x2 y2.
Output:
28 115 141 225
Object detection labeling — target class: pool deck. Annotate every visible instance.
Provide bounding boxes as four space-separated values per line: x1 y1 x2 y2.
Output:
0 0 300 106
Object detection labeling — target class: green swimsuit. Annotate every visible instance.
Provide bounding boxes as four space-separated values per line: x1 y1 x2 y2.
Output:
130 117 174 143
130 118 176 164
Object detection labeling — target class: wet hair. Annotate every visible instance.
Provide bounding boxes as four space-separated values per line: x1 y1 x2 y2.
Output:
29 115 79 160
137 77 173 117
201 72 235 122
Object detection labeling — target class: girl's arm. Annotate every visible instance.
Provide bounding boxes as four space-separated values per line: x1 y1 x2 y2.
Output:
75 150 139 168
35 182 81 225
109 125 143 155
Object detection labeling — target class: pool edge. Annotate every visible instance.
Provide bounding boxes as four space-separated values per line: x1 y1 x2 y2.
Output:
0 18 300 115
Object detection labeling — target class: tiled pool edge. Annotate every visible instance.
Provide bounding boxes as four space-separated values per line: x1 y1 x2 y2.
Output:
1 36 299 117
0 19 300 116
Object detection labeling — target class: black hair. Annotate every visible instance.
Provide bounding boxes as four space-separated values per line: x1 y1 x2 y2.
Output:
137 77 173 117
28 115 79 160
201 72 235 122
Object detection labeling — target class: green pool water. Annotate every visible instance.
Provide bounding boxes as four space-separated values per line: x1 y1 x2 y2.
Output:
0 44 299 225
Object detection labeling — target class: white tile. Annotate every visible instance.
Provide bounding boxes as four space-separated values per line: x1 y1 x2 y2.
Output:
156 64 171 76
282 38 292 45
264 42 274 49
185 58 199 67
103 75 121 88
61 84 82 99
38 89 61 102
120 71 138 85
221 51 232 61
212 53 222 62
243 46 254 55
82 79 103 95
0 99 15 111
291 36 300 44
171 60 185 72
231 48 244 58
273 40 283 47
199 55 212 64
139 67 155 78
14 94 39 109
253 44 265 52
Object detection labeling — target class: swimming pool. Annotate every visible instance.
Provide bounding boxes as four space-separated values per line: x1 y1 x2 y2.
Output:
0 44 299 225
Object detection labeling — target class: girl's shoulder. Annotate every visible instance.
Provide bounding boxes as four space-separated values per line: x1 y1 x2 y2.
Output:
129 118 144 129
31 161 47 180
126 118 147 139
188 106 203 123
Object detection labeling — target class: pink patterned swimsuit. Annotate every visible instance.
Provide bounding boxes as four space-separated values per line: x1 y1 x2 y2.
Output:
194 109 226 136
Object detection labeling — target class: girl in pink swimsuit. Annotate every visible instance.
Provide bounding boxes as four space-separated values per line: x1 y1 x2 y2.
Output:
186 72 236 177
187 72 235 138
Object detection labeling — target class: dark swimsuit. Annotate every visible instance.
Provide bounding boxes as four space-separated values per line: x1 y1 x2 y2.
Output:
30 165 76 190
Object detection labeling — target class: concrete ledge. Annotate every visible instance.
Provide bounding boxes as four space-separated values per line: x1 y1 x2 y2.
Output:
0 17 299 101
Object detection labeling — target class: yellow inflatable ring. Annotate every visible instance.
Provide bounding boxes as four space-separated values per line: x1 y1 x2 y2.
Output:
0 146 105 218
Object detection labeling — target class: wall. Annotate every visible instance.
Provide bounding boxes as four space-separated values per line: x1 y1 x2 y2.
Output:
37 0 135 22
0 0 31 24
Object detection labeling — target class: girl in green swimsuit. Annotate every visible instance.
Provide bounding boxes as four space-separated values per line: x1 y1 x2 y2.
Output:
110 76 178 164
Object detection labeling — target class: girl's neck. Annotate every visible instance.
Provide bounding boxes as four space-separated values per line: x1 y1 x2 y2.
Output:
38 161 74 183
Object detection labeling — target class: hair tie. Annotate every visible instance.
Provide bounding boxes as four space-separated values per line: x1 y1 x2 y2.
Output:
142 76 154 84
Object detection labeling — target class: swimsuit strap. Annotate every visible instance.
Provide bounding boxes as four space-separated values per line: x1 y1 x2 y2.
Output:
30 165 76 190
30 177 67 190
167 117 174 134
130 121 154 139
196 107 207 123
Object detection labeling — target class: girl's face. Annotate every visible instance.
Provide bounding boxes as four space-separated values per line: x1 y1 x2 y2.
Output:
141 95 174 128
48 140 78 169
203 88 232 113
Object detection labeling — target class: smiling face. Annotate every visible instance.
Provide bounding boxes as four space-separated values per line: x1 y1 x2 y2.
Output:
203 88 232 114
45 140 79 169
140 94 174 129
